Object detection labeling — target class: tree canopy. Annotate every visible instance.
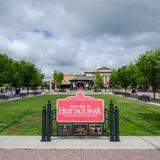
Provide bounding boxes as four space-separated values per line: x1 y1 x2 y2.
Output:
112 48 160 98
0 54 13 86
95 71 103 89
0 54 44 92
53 70 64 89
136 49 160 98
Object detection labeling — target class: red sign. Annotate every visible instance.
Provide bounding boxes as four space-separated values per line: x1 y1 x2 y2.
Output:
56 91 104 123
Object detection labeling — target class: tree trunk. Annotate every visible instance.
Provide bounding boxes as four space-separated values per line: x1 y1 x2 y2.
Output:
15 87 17 94
55 84 57 90
27 87 29 94
153 90 156 99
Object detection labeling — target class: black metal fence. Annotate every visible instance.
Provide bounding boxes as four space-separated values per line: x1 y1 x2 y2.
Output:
41 100 120 142
0 91 42 101
113 91 160 103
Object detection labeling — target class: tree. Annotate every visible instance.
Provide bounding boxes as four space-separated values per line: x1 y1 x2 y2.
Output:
111 69 120 87
41 81 49 89
136 49 160 99
53 70 64 89
95 71 103 90
136 72 149 90
0 54 44 93
10 61 23 90
19 60 44 93
116 66 130 92
127 63 139 89
30 69 44 89
0 54 13 87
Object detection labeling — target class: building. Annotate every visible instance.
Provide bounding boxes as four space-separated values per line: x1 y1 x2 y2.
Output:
50 73 76 90
70 76 94 90
84 67 112 88
50 67 112 90
61 74 77 89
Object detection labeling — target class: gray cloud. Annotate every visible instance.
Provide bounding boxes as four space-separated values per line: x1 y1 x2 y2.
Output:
0 0 160 78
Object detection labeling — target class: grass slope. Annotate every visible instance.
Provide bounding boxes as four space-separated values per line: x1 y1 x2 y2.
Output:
0 94 159 135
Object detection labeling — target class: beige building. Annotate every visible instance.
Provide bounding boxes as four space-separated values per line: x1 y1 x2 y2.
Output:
84 67 112 88
50 67 112 90
61 74 77 88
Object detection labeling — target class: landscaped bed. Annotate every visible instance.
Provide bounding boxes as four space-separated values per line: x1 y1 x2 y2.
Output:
0 93 159 135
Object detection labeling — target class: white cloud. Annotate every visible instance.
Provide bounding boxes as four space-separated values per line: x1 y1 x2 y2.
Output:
9 40 30 55
24 5 45 20
0 0 160 79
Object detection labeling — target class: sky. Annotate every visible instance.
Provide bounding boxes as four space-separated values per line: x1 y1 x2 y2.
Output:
0 0 160 79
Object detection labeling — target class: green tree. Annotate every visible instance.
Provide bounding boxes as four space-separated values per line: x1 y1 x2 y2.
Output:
136 49 160 99
53 70 64 89
30 69 44 89
10 61 23 90
136 72 149 90
20 60 44 93
0 54 43 93
41 81 49 89
111 69 120 87
0 54 13 87
117 66 130 92
127 63 139 89
95 71 103 90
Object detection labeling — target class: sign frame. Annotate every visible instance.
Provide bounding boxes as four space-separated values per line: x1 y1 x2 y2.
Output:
56 91 105 123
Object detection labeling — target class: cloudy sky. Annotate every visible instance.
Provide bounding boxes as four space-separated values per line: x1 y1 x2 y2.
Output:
0 0 160 78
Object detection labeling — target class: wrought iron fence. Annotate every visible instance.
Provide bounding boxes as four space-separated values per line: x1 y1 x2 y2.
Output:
41 100 120 142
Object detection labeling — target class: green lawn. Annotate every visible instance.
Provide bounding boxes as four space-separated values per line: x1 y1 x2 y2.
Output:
0 94 160 136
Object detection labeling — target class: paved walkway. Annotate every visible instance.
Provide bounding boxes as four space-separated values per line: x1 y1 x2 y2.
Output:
0 136 160 160
0 136 160 149
0 149 160 160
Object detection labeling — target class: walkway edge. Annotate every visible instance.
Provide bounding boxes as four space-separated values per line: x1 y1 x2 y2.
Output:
0 136 160 150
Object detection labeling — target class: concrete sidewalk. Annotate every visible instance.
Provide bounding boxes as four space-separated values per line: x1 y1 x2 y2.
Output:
0 136 160 150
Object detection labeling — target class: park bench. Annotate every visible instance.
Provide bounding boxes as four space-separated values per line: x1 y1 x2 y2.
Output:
123 92 131 97
19 93 27 98
32 91 41 95
138 95 150 102
0 94 9 100
113 92 131 97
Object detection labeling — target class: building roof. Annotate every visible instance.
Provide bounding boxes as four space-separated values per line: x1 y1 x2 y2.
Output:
96 67 111 70
70 76 94 81
84 71 95 73
84 67 112 73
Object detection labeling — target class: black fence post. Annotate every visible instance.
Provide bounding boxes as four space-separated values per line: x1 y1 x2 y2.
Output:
51 110 53 134
46 100 51 141
114 106 120 142
109 100 114 141
41 106 46 141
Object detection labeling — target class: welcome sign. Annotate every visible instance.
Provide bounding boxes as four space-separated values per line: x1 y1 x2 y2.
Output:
56 91 104 123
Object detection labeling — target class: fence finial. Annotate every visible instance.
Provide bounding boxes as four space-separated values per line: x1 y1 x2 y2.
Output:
48 100 51 104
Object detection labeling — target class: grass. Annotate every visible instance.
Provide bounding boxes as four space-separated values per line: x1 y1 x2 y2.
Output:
0 94 160 136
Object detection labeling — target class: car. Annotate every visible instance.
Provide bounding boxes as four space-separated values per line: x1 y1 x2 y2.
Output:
59 88 66 92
